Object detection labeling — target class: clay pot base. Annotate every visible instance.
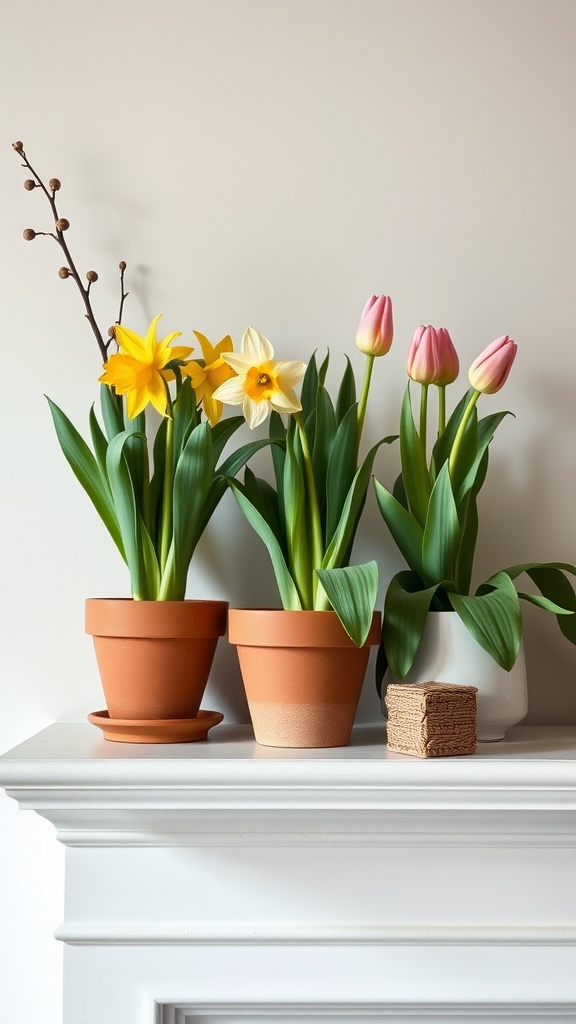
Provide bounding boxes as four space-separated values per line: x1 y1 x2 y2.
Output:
249 701 359 748
88 709 224 744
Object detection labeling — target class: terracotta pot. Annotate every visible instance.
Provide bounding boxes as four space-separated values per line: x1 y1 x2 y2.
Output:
85 598 228 721
228 608 381 748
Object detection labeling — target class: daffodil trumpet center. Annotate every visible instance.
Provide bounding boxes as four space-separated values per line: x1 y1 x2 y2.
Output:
245 364 278 402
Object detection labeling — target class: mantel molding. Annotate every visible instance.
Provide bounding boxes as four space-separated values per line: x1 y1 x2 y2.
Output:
2 724 576 847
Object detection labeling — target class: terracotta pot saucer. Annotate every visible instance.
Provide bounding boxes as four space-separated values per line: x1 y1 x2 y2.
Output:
88 709 224 744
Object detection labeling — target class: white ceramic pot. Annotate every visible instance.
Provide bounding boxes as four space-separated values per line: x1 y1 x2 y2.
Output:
382 610 528 741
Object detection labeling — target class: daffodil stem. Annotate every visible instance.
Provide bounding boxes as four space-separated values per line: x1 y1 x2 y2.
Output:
449 389 481 477
357 354 375 448
295 413 324 605
438 385 446 437
160 414 174 574
419 384 429 460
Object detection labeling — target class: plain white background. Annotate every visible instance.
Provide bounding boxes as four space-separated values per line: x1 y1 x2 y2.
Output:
1 0 576 1018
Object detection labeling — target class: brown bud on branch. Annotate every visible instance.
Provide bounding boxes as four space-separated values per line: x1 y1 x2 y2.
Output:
23 228 36 240
12 141 24 152
119 261 127 271
108 325 117 339
86 270 98 282
56 218 70 231
24 179 36 191
49 178 61 191
58 267 71 279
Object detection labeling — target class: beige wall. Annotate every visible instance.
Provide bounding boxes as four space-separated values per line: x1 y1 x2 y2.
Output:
1 0 576 1016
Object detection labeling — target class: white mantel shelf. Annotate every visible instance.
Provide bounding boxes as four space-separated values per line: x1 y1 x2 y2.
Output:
2 724 576 1022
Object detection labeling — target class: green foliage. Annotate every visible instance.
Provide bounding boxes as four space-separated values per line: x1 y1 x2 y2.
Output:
230 351 395 645
375 382 576 686
48 382 263 600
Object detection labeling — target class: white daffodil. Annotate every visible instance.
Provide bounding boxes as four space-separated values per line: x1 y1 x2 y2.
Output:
212 327 306 429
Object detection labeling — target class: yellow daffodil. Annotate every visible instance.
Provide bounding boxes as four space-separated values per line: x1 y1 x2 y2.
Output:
181 332 237 426
212 327 306 429
99 315 193 419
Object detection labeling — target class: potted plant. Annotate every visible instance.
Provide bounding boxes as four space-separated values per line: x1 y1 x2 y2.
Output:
374 324 576 740
13 140 267 742
210 297 396 748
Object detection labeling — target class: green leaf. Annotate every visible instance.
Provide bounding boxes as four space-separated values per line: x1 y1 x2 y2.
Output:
211 415 244 465
454 410 513 505
449 570 522 670
316 561 378 647
318 349 330 385
335 354 357 423
454 449 488 594
172 376 199 458
373 479 424 578
269 410 287 500
283 431 312 607
47 398 125 560
106 430 149 596
399 383 431 526
300 353 318 421
149 417 168 546
170 422 215 595
243 468 285 549
228 480 302 610
503 562 576 645
89 405 110 478
312 385 337 520
99 383 124 441
432 387 476 474
323 435 396 570
218 438 277 480
325 403 361 545
383 571 443 679
392 472 408 511
421 461 460 585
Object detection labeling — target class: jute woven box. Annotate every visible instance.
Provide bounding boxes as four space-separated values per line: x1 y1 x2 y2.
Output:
385 682 477 758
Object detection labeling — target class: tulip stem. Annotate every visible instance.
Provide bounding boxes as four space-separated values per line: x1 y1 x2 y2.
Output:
419 384 429 460
449 389 480 477
357 354 375 450
438 385 446 437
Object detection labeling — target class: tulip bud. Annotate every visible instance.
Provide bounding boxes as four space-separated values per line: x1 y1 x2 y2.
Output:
468 335 517 394
355 294 393 356
407 325 459 386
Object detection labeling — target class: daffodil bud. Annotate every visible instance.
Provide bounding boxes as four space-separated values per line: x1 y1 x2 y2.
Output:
407 325 459 386
468 335 517 394
355 295 393 357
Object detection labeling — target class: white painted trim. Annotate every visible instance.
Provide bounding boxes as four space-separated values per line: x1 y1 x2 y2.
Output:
54 923 576 946
157 1001 576 1021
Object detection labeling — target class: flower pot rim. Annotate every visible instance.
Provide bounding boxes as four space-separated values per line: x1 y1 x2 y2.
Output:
228 607 381 648
85 597 229 639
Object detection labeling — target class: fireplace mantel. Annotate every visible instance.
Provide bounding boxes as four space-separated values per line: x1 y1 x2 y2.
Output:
2 724 576 1022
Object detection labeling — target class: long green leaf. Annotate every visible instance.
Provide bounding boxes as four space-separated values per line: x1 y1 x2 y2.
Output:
421 461 460 585
218 438 276 480
300 353 318 420
449 570 522 670
399 383 431 526
170 422 214 595
454 410 513 505
243 468 285 550
269 411 287 501
455 449 489 594
335 354 357 424
106 430 149 596
88 406 109 478
383 571 443 680
99 383 124 441
373 479 424 578
325 403 361 545
211 415 244 465
503 562 576 644
283 432 312 607
228 480 302 610
323 436 396 570
432 387 476 474
47 398 125 560
316 561 378 647
312 385 337 520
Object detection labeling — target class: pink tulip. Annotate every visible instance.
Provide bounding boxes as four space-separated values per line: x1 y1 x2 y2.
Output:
468 335 517 394
355 294 393 357
407 325 459 386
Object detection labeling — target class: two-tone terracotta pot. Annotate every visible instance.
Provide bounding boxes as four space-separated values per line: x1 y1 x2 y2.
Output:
85 598 228 722
228 608 381 748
